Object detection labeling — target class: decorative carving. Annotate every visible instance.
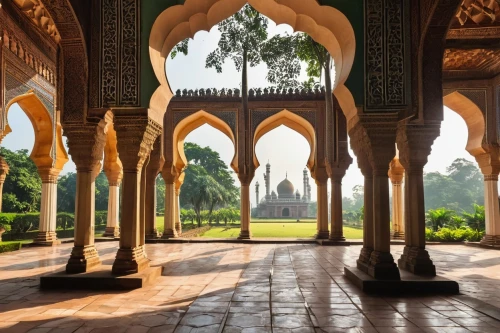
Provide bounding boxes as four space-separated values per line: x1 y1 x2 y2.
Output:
102 0 118 106
173 110 237 136
120 0 140 106
11 0 61 43
443 48 500 79
173 87 326 101
454 0 500 26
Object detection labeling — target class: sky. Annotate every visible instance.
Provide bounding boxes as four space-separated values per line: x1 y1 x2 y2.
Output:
2 16 476 209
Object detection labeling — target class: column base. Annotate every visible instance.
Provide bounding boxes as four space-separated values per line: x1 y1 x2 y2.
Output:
161 229 178 239
398 246 436 276
103 227 120 238
329 233 346 241
480 234 500 247
146 230 160 240
391 231 405 240
66 245 101 274
238 230 251 240
33 231 61 246
315 231 330 240
175 222 182 236
112 245 150 275
357 247 373 273
367 250 401 280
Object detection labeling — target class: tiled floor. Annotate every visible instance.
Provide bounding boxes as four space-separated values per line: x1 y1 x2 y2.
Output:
1 242 500 332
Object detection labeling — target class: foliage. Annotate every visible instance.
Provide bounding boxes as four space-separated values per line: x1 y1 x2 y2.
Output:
58 172 109 213
156 175 165 214
11 213 39 233
426 208 456 232
95 211 108 226
1 148 41 212
462 204 485 231
0 242 22 253
56 212 74 230
447 215 466 230
425 227 484 242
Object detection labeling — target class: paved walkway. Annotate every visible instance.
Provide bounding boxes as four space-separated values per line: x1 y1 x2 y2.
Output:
1 242 500 332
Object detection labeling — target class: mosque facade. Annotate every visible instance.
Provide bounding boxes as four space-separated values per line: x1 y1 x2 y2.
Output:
255 163 312 219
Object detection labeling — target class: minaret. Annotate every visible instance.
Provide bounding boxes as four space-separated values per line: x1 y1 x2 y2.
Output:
303 168 308 201
255 181 260 205
307 177 312 202
264 161 271 199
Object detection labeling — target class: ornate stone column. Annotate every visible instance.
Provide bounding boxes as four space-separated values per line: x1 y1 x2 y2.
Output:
476 150 500 246
238 180 252 239
389 158 405 240
315 167 329 239
34 169 61 245
112 117 161 275
329 168 345 241
356 155 374 272
65 119 109 273
397 123 440 276
145 136 163 239
162 169 178 239
0 157 9 212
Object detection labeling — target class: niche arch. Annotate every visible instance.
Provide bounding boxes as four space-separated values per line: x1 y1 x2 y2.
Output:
253 110 316 171
3 91 68 171
172 110 238 174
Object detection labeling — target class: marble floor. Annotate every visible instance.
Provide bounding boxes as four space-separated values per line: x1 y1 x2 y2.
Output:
1 242 500 332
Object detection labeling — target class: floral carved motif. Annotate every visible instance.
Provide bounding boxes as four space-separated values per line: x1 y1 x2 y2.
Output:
11 0 61 43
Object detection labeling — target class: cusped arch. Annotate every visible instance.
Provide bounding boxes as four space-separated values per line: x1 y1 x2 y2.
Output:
443 91 486 157
173 110 238 173
149 0 357 122
3 91 69 170
253 110 316 171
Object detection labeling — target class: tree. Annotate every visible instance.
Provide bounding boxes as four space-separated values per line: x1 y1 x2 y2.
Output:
57 172 77 213
462 204 485 231
0 148 41 213
171 4 270 123
426 208 456 232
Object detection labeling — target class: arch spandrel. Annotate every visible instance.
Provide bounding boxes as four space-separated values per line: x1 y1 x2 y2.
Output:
3 91 68 171
253 110 316 171
172 110 238 174
149 0 357 122
443 91 487 157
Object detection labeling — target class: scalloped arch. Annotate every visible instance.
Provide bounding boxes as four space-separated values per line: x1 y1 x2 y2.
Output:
149 0 357 122
443 91 486 157
253 110 316 171
173 110 238 174
3 91 69 170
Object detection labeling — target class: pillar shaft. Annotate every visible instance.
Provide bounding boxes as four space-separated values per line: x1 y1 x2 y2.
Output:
238 184 251 239
175 188 182 235
389 158 405 240
145 174 159 239
397 123 439 276
0 157 9 213
316 178 329 239
35 179 59 245
104 184 120 237
480 174 500 245
356 157 374 272
329 171 345 241
162 182 178 238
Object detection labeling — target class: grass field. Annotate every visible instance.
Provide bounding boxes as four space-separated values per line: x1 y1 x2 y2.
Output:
155 217 363 239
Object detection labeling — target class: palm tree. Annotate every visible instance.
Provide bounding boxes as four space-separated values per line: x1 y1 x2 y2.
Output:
462 204 485 231
426 208 456 232
188 174 229 227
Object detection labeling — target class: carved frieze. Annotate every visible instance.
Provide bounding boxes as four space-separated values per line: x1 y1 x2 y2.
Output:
453 0 500 26
443 48 500 79
10 0 61 43
365 0 406 109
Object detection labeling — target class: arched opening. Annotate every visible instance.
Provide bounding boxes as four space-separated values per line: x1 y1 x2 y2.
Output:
172 110 237 174
149 0 357 123
282 207 290 217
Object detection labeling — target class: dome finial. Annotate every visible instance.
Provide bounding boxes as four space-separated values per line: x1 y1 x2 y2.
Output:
286 172 288 179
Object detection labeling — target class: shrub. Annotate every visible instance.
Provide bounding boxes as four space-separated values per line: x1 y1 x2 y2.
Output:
56 212 75 230
425 227 485 242
0 213 15 227
0 242 22 253
11 213 39 233
95 211 108 226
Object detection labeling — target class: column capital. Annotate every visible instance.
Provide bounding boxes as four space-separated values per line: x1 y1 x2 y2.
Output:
475 146 500 176
38 168 61 183
114 116 162 173
312 167 329 184
0 156 9 183
396 121 441 171
388 158 405 183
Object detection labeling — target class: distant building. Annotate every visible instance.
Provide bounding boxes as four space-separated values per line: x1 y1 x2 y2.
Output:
255 162 312 218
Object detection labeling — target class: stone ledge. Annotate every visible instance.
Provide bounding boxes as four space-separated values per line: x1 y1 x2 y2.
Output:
344 266 459 295
40 265 163 290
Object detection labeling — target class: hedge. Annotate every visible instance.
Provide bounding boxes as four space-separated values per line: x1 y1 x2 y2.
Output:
425 227 484 242
0 242 21 253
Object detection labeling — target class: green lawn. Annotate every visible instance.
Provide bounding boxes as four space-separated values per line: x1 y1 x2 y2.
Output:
201 223 363 239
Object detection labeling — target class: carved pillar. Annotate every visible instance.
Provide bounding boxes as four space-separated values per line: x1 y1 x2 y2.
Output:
329 169 345 241
356 155 374 272
0 157 9 213
476 149 500 246
315 167 329 239
65 119 110 273
111 117 162 275
397 123 440 276
146 136 164 239
162 169 178 239
389 158 405 240
34 169 61 245
103 173 122 238
238 180 252 240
